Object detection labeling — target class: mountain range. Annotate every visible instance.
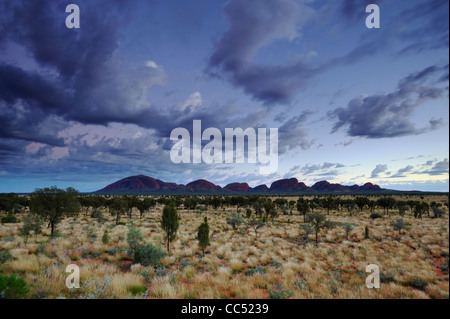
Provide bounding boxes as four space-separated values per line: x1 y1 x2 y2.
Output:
95 175 384 194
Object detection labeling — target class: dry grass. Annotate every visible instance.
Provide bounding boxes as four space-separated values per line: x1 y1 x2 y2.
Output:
0 195 448 299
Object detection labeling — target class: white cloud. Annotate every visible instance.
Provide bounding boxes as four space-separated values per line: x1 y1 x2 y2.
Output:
145 60 160 69
178 92 203 112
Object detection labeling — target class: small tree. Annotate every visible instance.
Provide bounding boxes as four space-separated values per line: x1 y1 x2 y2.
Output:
161 204 179 253
248 217 264 239
340 223 354 240
432 206 446 218
21 214 42 244
134 244 167 267
226 212 243 231
197 217 210 257
91 209 104 222
365 226 370 239
102 229 110 245
29 186 80 237
300 223 314 246
305 212 335 245
135 199 152 219
268 208 279 223
109 197 128 225
127 226 144 255
245 208 252 219
297 199 310 222
390 218 408 236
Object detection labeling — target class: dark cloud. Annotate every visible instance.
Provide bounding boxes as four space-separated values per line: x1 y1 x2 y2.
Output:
207 0 316 105
207 0 448 105
389 165 414 178
371 164 388 178
418 159 449 176
278 110 315 153
0 0 173 137
289 162 346 176
328 65 448 138
326 0 448 67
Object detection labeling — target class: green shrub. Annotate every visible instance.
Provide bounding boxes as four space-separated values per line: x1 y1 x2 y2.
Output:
102 230 109 245
380 272 395 283
91 209 104 222
128 285 147 295
127 226 144 255
134 244 167 267
1 212 17 224
270 261 281 268
268 285 293 299
370 213 382 219
406 277 428 290
154 266 168 277
0 274 29 299
244 266 266 276
80 275 115 299
439 256 449 274
294 279 307 290
107 247 118 256
0 251 13 263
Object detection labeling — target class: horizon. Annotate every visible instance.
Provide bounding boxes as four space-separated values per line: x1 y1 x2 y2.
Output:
2 174 448 194
0 0 449 193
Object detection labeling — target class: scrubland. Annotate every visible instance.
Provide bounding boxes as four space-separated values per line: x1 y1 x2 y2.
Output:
0 195 448 299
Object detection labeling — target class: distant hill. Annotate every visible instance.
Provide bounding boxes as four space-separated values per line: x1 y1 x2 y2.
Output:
95 175 386 194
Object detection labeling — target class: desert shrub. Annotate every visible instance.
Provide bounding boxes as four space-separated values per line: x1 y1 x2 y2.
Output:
80 275 115 299
226 212 244 230
244 266 266 276
0 274 29 299
91 209 104 222
181 259 191 269
82 250 90 259
294 279 307 290
127 226 144 255
268 285 293 299
1 212 17 224
380 272 396 283
36 244 46 255
91 251 101 259
439 256 449 274
134 244 167 267
102 230 109 245
0 251 13 263
127 285 147 295
365 226 370 239
154 266 168 277
139 269 152 283
108 247 118 256
270 261 282 268
406 277 428 290
87 233 97 240
370 213 382 219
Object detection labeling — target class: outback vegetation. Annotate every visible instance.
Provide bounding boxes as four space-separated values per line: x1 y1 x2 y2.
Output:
0 190 448 299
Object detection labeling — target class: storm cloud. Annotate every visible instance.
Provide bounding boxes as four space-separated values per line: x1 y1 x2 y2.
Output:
328 65 448 138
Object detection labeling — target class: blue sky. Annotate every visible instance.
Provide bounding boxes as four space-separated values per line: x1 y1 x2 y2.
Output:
0 0 448 193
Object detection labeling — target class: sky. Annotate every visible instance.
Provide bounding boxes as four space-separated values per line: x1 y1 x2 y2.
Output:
0 0 448 193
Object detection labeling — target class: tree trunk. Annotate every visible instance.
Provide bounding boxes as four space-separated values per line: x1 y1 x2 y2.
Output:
51 222 55 237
